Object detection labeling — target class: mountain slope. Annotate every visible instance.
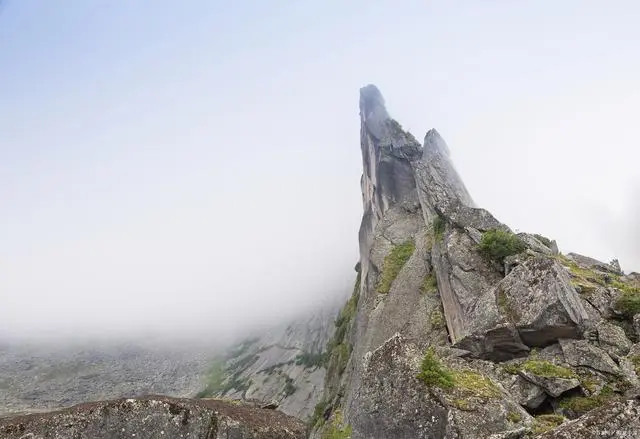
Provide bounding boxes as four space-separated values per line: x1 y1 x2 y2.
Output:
197 304 339 420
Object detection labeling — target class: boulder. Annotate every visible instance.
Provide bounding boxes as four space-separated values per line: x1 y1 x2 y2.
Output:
596 320 632 358
560 339 621 376
538 399 640 438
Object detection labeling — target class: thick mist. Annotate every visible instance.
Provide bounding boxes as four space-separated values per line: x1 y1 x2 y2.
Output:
1 1 639 343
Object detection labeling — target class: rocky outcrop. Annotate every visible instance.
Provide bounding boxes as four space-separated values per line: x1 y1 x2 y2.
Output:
312 85 640 439
0 396 306 439
538 398 640 438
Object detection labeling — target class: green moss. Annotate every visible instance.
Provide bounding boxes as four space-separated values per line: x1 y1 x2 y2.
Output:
522 359 576 379
557 256 608 288
479 229 526 262
571 279 597 295
452 399 475 411
452 369 502 398
196 360 228 398
533 234 553 248
309 400 329 429
324 273 359 394
559 390 614 416
507 411 523 423
329 273 360 352
416 347 455 389
496 287 518 321
611 279 640 294
295 351 326 369
425 231 434 252
614 291 640 317
377 240 415 294
430 309 446 329
322 410 352 439
502 363 520 375
433 216 446 243
532 414 565 434
421 272 438 294
327 343 351 382
283 375 297 397
630 356 640 375
579 375 600 393
417 349 501 400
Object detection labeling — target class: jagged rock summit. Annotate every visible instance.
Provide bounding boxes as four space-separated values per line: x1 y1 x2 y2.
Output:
312 85 640 438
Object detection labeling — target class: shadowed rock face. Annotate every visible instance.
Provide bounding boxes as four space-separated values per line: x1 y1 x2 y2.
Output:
0 396 306 439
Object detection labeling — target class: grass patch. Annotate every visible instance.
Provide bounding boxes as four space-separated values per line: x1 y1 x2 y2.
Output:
557 256 608 288
377 240 415 294
322 410 352 439
430 309 446 329
502 363 521 375
496 287 518 321
559 386 615 416
433 216 446 243
479 229 526 262
421 272 438 294
417 347 454 389
533 234 553 248
579 375 600 393
196 360 229 398
507 411 523 423
452 399 475 411
630 356 640 375
453 370 502 398
309 400 329 429
295 351 326 369
614 291 640 318
522 359 576 379
326 343 351 383
417 348 501 399
532 414 565 434
283 375 297 397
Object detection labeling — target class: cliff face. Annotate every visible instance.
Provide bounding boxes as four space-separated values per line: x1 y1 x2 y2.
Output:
313 85 640 438
196 306 338 421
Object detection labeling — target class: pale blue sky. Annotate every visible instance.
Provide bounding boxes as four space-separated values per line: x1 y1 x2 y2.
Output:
1 1 639 339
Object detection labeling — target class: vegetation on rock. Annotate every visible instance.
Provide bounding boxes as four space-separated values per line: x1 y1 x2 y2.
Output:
421 272 438 294
295 351 326 369
614 290 640 317
533 234 553 248
322 410 352 439
283 375 297 397
559 386 615 417
507 411 522 423
377 240 415 294
417 348 501 400
417 348 454 389
532 414 565 434
309 400 329 429
433 216 446 243
430 309 446 329
478 229 526 262
452 369 501 399
521 359 576 379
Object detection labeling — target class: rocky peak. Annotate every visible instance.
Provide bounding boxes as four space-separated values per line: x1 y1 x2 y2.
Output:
313 85 640 439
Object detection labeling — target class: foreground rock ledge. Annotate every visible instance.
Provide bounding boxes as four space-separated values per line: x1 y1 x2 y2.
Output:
0 395 306 439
